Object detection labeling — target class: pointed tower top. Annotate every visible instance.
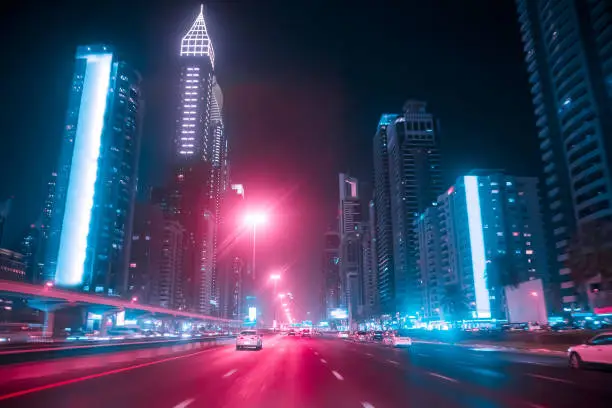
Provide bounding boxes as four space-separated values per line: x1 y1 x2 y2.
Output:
180 5 215 67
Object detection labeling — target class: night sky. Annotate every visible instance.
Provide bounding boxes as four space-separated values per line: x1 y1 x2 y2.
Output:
0 0 540 316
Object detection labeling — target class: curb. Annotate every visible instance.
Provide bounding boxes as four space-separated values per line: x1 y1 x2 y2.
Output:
412 339 567 356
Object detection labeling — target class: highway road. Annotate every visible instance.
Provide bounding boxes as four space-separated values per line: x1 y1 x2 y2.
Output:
0 334 609 407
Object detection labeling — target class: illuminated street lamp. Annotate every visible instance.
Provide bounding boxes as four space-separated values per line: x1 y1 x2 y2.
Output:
244 212 267 280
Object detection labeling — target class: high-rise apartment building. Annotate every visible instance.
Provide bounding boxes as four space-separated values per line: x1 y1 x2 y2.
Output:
361 204 378 317
128 203 165 305
321 229 341 320
217 184 247 318
166 7 227 314
373 114 397 314
21 172 57 284
379 101 442 315
516 0 612 309
417 171 549 320
45 45 142 295
338 173 364 320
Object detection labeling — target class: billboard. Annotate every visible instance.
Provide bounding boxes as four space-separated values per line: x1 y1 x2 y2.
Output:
505 279 547 324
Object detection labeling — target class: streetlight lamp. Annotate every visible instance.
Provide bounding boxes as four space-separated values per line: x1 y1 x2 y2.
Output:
244 212 267 280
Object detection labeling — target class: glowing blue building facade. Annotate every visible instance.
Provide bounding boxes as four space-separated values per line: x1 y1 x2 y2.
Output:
416 171 549 321
45 45 143 295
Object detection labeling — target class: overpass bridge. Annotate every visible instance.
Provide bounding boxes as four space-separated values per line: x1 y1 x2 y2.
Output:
0 280 241 336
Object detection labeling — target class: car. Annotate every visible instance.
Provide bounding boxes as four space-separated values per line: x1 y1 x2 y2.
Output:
390 330 412 348
236 330 262 350
301 329 311 337
354 331 368 342
370 331 384 342
337 331 349 339
288 329 296 336
568 331 612 369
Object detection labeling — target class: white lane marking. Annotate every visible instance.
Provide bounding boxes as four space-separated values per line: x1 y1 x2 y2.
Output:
223 369 237 378
416 353 427 357
320 358 327 364
361 402 375 408
428 372 459 383
525 403 546 408
365 352 374 357
526 361 549 366
387 359 400 365
331 370 344 380
314 351 319 356
173 398 195 408
527 373 574 384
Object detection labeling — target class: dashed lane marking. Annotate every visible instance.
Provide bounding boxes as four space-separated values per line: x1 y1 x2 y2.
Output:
527 373 574 385
320 358 327 364
331 370 344 380
223 369 237 378
428 372 459 383
173 398 195 408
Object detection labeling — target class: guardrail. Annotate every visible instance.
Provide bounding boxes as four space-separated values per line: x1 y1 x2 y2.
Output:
0 335 235 365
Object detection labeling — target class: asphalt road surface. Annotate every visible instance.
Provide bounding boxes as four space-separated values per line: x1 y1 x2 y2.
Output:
0 334 609 408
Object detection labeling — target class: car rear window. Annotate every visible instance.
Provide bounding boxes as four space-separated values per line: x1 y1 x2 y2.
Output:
240 330 256 335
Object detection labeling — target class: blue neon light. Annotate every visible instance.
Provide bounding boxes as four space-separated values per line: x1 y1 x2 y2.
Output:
55 52 113 286
378 113 399 128
464 176 491 318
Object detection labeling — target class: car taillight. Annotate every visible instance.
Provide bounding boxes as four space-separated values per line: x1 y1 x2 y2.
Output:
238 336 244 340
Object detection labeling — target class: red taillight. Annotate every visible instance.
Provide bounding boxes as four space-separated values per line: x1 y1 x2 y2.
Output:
238 336 244 340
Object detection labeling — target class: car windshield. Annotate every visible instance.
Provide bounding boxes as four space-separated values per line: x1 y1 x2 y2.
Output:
396 330 411 337
357 331 367 335
240 331 257 336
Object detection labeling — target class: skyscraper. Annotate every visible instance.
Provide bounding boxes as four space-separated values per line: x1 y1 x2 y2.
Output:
217 184 247 318
45 45 143 295
373 114 397 315
338 173 364 321
168 6 227 314
516 0 612 310
380 101 443 315
128 202 165 305
416 171 549 321
321 229 341 320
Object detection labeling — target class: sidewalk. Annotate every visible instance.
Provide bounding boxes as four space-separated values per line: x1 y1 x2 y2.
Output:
412 338 569 356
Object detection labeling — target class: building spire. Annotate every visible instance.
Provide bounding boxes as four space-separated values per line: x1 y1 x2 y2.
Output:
180 5 215 67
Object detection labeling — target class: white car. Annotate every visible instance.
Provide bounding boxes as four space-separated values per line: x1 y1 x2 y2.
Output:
390 330 412 348
568 331 612 369
236 330 262 350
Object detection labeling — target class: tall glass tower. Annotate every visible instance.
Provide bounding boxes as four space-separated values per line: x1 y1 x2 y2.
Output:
516 0 612 310
384 101 443 316
170 6 227 314
45 45 143 295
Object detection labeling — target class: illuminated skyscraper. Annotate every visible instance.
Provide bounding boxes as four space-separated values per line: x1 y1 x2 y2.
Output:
45 45 143 295
516 0 612 310
375 101 442 316
416 171 548 321
338 173 364 321
169 6 227 314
